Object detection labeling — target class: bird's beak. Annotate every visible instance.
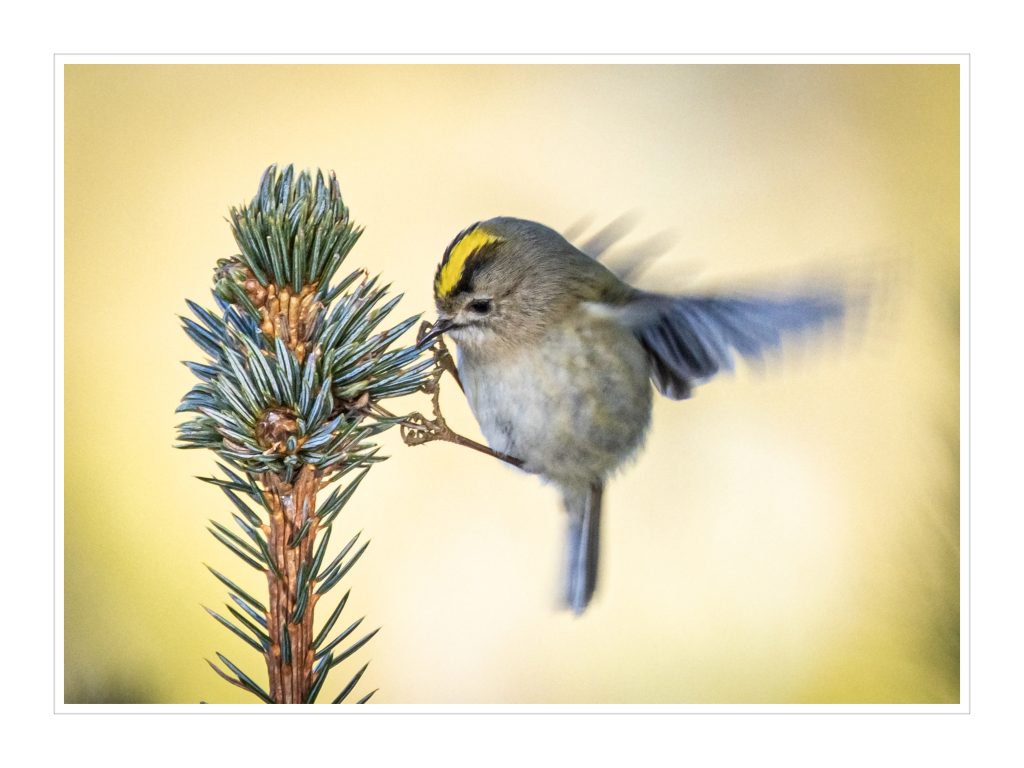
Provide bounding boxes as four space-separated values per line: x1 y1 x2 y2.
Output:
418 317 456 347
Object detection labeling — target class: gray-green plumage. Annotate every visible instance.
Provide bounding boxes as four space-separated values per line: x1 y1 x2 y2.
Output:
432 217 842 614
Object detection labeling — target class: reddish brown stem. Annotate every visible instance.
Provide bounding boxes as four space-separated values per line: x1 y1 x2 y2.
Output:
261 465 321 704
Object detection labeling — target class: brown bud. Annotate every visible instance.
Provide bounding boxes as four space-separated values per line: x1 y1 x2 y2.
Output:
256 407 300 452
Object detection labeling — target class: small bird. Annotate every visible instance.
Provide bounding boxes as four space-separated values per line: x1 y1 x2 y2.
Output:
423 217 843 614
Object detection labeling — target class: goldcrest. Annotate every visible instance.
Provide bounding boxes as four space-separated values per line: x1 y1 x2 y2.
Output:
425 217 842 614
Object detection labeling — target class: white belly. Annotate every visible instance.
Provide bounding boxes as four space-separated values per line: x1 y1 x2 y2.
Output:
457 315 652 488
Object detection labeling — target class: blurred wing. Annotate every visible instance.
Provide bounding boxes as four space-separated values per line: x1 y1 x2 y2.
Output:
576 212 639 259
567 213 674 283
626 292 844 400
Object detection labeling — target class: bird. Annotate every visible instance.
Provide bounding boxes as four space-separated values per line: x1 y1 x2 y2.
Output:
421 217 844 615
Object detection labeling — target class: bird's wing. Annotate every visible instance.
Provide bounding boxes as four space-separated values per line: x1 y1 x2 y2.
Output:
616 291 844 400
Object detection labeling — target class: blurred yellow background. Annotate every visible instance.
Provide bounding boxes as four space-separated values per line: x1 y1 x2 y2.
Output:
63 63 959 704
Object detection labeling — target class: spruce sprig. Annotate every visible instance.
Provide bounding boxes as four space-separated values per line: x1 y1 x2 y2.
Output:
176 165 430 703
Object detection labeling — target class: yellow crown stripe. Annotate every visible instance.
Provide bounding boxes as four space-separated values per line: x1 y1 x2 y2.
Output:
436 227 504 298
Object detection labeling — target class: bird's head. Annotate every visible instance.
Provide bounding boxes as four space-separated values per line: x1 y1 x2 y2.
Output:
428 217 601 352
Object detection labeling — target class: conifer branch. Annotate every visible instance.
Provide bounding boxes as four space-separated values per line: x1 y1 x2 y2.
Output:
178 165 431 703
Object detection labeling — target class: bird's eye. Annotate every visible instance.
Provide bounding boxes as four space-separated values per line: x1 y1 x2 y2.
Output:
468 299 493 314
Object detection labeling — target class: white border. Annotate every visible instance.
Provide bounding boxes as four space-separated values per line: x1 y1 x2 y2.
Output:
55 53 969 715
56 53 965 65
55 54 68 717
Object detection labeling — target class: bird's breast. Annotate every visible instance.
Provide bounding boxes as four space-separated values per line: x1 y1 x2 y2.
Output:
456 313 652 487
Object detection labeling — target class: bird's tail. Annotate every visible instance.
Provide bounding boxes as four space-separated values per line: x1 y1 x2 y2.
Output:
563 483 603 615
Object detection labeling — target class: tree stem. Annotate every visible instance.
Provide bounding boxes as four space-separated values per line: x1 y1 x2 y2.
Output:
261 465 321 703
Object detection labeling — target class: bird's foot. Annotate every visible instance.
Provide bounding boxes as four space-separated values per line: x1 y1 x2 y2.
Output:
399 337 526 471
